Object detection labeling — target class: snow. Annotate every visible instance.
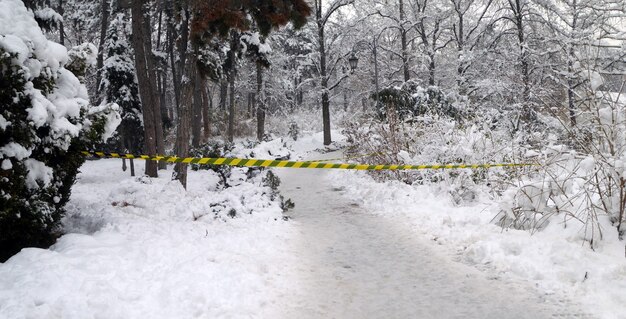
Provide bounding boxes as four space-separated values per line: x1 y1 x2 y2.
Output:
0 142 32 160
0 34 30 64
590 71 604 91
1 160 12 170
0 159 295 318
88 102 122 142
0 132 624 318
34 8 63 25
274 156 592 318
0 114 9 130
328 166 626 319
24 158 53 189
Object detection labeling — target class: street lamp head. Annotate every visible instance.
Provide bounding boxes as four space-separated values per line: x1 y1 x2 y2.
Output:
348 53 358 71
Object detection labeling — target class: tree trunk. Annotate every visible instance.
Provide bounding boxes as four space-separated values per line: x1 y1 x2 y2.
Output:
428 51 436 86
227 31 238 143
511 0 533 125
130 158 135 177
317 2 331 146
202 83 211 141
173 62 195 188
219 78 228 111
228 74 236 142
141 8 166 170
567 1 578 127
175 6 189 106
131 0 158 177
399 0 410 82
191 51 203 148
166 3 180 114
94 0 109 101
256 62 265 141
58 0 65 45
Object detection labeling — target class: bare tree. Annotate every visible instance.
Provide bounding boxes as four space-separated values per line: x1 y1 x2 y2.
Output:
314 0 356 145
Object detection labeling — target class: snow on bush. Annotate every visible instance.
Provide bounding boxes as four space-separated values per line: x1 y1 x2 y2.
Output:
0 0 119 261
343 110 530 205
498 91 626 247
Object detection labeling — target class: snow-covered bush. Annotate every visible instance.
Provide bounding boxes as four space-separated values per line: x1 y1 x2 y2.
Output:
372 81 467 121
189 141 235 187
0 0 119 261
343 105 530 204
498 90 626 246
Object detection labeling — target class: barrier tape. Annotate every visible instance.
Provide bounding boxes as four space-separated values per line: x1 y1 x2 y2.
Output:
82 151 538 170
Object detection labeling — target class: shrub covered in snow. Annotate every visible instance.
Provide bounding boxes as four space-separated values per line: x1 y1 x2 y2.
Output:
343 110 530 204
497 91 626 247
0 0 119 261
372 81 467 121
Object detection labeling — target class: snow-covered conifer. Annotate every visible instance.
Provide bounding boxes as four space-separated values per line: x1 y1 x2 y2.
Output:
99 12 143 154
0 0 119 261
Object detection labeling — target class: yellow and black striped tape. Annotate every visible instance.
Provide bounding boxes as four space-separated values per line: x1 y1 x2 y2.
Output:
82 151 538 170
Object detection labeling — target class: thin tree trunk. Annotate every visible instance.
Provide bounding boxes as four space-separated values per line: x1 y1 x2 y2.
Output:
511 0 533 124
567 0 578 127
130 158 135 177
228 74 236 142
166 3 180 114
58 0 65 45
141 8 166 170
202 84 211 141
95 0 109 101
172 60 196 188
227 31 238 142
175 6 190 106
399 0 409 82
317 1 331 145
256 62 265 140
131 0 157 177
191 52 203 148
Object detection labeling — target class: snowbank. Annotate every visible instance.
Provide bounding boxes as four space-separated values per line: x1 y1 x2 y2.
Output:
0 160 296 318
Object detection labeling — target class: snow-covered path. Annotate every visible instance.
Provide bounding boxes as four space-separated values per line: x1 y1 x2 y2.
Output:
275 157 589 318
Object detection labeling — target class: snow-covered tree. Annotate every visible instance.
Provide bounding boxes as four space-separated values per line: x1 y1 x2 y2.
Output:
99 11 143 157
0 0 119 261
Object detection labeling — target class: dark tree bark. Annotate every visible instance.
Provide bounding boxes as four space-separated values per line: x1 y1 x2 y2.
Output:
256 62 265 141
94 0 109 101
398 0 409 82
202 83 211 141
140 7 167 170
226 31 239 142
316 0 331 145
191 50 203 148
131 0 158 177
228 74 236 142
166 3 180 113
219 78 228 110
57 0 65 45
508 0 534 124
172 54 196 188
314 0 355 145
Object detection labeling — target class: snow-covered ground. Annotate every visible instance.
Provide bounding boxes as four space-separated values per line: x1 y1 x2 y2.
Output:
0 131 624 318
0 159 298 318
328 167 626 319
